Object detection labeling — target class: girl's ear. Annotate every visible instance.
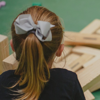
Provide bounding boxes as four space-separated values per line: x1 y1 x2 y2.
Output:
10 39 15 51
56 44 64 57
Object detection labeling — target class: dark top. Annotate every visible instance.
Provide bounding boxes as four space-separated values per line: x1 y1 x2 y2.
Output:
0 68 85 100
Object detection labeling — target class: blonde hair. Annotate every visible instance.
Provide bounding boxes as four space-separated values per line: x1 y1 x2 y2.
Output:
11 6 64 100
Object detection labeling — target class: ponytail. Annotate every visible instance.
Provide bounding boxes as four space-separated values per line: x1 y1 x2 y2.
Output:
11 6 63 100
15 33 50 100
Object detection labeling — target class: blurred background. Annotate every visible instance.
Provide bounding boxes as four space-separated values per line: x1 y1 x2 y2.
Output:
0 0 100 99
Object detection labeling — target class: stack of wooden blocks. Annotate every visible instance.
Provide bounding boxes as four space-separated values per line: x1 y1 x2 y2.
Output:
1 19 100 100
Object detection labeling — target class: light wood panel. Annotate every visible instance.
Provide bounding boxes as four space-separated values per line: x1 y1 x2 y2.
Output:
64 31 100 46
84 90 95 100
69 54 93 72
89 81 100 92
64 53 81 65
2 53 18 72
83 56 100 68
72 46 100 56
80 19 100 34
52 60 72 71
0 34 9 74
96 28 100 34
76 59 100 92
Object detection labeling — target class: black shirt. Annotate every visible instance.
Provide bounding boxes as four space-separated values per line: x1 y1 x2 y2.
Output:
0 68 85 100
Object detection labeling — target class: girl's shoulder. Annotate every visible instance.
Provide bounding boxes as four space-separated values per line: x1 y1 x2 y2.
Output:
39 68 85 100
0 70 15 80
50 68 77 82
0 70 19 86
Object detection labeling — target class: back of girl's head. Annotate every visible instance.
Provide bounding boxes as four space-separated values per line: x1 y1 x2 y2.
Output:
11 6 64 100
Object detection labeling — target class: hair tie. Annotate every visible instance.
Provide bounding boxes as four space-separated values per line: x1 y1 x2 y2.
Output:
14 14 55 42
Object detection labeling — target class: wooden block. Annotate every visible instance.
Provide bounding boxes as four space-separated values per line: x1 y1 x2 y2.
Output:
83 56 100 68
64 43 100 49
72 46 100 56
80 19 100 34
55 46 72 62
0 34 9 74
77 64 100 92
76 67 85 74
68 54 93 72
84 90 95 100
76 59 100 92
52 61 72 71
96 28 100 34
2 53 18 72
65 53 81 65
64 31 100 46
89 81 100 92
53 53 81 71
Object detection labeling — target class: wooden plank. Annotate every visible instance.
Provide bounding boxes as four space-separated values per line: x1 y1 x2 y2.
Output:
68 54 93 72
53 53 81 71
52 61 72 71
64 31 100 46
80 19 100 34
76 59 100 92
76 65 100 92
89 81 100 92
83 56 100 68
72 46 100 56
0 34 9 74
96 28 100 35
55 46 72 62
65 53 81 65
2 53 18 72
84 90 95 100
64 42 100 49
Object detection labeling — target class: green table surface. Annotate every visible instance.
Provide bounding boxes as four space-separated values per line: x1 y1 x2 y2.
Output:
0 0 100 99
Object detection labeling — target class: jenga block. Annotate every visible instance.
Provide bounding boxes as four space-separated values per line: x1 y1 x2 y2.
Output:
76 59 100 92
96 28 100 34
72 46 100 56
89 81 100 92
52 61 72 71
76 65 100 92
83 56 100 68
53 53 81 71
55 46 72 62
84 90 95 100
80 19 100 34
68 54 93 72
2 53 18 72
0 34 9 74
65 53 81 65
64 31 100 46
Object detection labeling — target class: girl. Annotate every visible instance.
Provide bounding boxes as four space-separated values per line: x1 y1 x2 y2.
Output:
0 6 85 100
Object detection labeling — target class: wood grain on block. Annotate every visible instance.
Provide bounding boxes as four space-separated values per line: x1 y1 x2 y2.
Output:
96 28 100 34
64 31 100 46
72 46 100 56
77 64 100 92
55 46 72 62
84 90 95 100
68 54 93 72
64 43 100 49
83 56 100 68
89 81 100 92
76 59 100 92
65 53 81 65
0 34 9 74
2 54 18 72
80 19 100 34
52 61 72 71
76 67 85 75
